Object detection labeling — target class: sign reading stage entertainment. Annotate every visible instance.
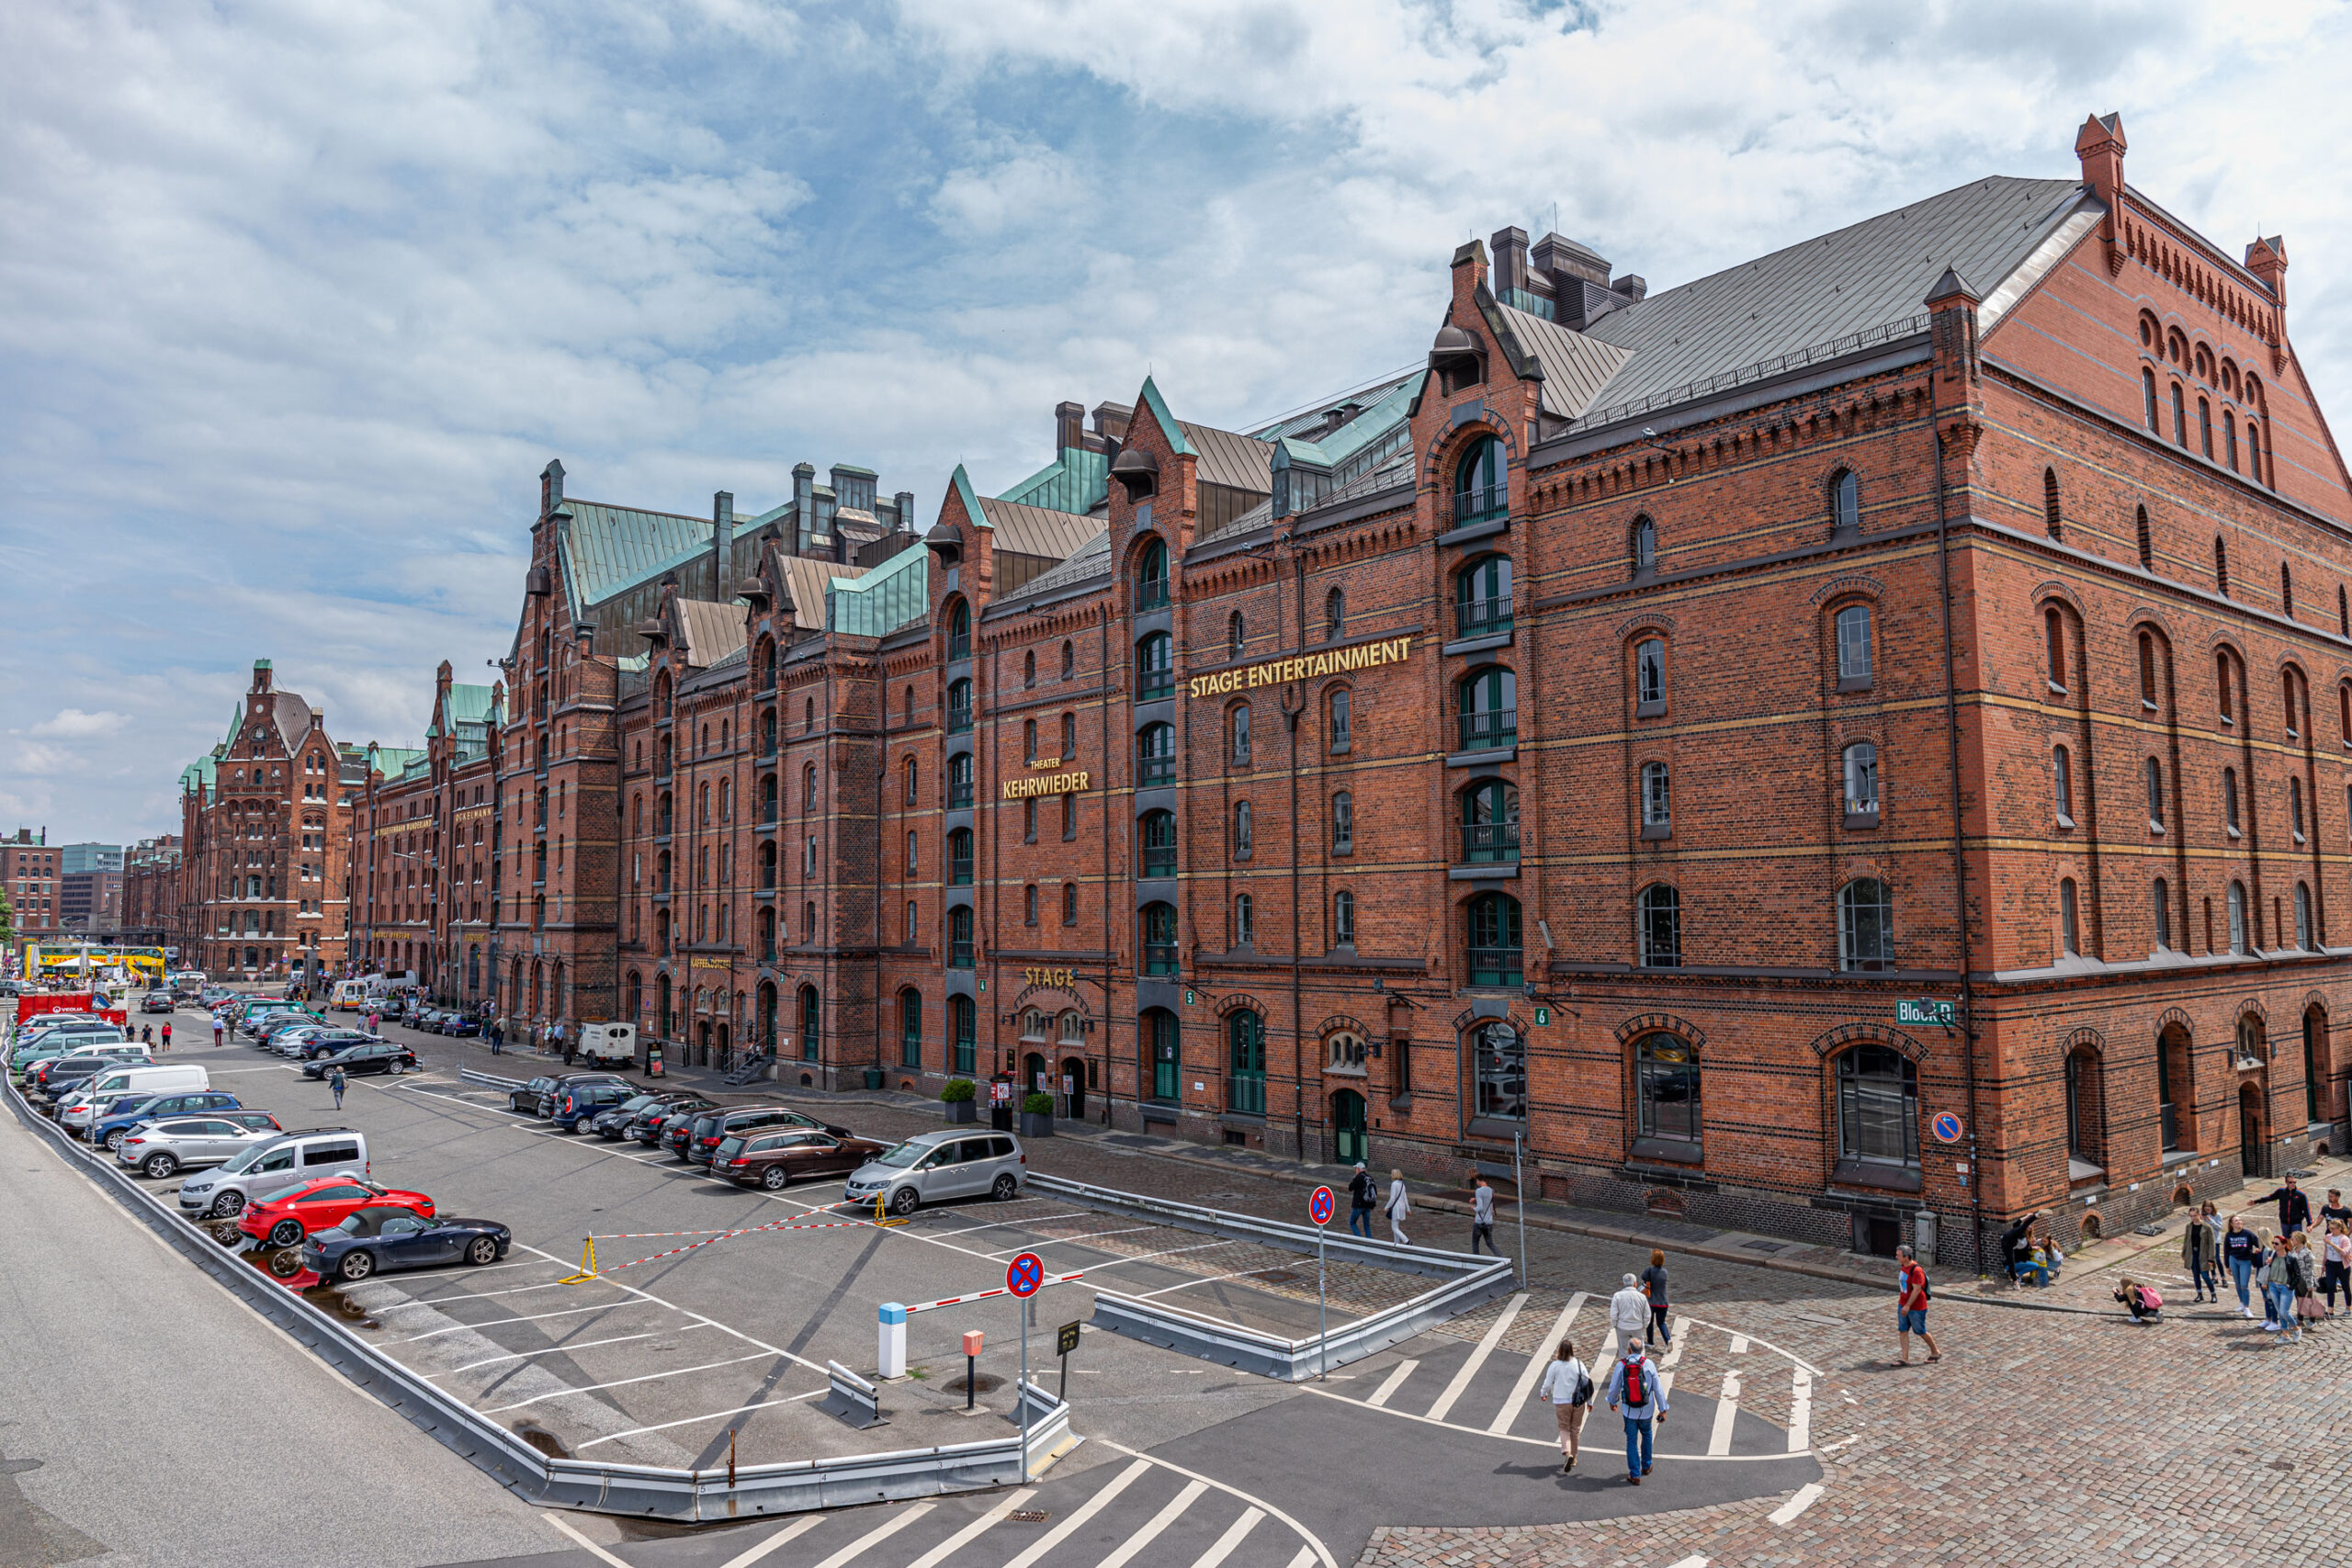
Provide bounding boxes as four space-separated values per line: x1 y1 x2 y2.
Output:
1187 636 1415 701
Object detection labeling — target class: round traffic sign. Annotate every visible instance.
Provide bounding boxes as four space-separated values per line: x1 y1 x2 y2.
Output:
1308 1186 1335 1227
1007 1252 1045 1298
1931 1111 1964 1145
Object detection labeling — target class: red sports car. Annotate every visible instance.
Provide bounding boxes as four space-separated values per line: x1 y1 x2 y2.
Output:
239 1176 435 1249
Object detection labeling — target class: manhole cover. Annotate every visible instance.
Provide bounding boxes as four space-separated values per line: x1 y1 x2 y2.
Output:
1007 1510 1050 1524
1252 1269 1305 1285
1742 1239 1788 1253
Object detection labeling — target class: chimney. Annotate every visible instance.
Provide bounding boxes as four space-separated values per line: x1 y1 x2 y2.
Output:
792 464 815 555
539 458 566 519
1611 274 1647 301
714 490 735 598
2245 235 2288 308
893 490 915 533
1092 403 1132 445
2075 112 2127 275
1056 400 1086 451
1450 237 1489 292
1489 226 1530 301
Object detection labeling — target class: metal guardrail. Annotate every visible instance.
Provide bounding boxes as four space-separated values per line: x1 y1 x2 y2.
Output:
5 1081 1074 1519
1025 1173 1516 1380
1568 312 1934 434
458 1066 524 1089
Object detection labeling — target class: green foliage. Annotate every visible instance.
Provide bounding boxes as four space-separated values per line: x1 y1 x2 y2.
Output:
940 1077 977 1103
1022 1091 1055 1116
0 887 13 948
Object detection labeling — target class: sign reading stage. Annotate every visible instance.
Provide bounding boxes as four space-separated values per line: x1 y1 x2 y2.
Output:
1023 966 1077 989
1187 636 1415 701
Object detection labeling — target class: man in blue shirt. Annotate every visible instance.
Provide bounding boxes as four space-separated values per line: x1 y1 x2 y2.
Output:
1604 1340 1670 1483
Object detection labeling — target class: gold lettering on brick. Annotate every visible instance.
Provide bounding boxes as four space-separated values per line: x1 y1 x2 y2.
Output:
1189 637 1413 701
1000 771 1091 800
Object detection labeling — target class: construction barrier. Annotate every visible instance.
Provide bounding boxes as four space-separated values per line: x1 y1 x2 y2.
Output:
817 1360 887 1429
561 1211 882 1282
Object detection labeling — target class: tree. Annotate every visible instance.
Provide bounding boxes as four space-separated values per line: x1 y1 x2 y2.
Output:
0 886 15 950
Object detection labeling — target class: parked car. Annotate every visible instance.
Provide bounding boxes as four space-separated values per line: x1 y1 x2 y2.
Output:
714 1129 888 1190
517 1072 628 1118
439 1014 481 1037
300 1207 509 1282
682 1105 850 1167
300 1042 417 1078
89 1090 247 1151
118 1113 284 1177
506 1075 564 1115
292 1030 378 1061
593 1091 699 1141
843 1131 1027 1215
629 1096 716 1146
55 1065 212 1130
28 1052 141 1101
548 1081 637 1133
238 1176 434 1249
176 1128 369 1219
141 990 175 1013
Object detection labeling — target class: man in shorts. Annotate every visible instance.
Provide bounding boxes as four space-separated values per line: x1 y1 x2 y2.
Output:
1894 1243 1939 1365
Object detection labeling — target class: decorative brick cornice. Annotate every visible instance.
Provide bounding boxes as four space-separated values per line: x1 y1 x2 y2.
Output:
1612 1012 1706 1051
1807 1020 1925 1062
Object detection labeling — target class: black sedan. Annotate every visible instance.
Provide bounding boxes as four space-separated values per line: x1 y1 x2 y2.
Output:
301 1042 418 1078
300 1205 510 1282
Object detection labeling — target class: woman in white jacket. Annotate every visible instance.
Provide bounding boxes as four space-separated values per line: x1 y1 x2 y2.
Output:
1534 1337 1590 1472
1385 1169 1411 1245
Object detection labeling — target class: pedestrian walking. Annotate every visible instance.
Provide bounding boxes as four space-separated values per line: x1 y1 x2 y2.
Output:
1893 1243 1939 1365
2253 1176 2313 1238
2260 1235 2296 1333
2182 1201 2222 1303
1609 1272 1650 1358
2323 1219 2352 1314
1470 1175 1500 1256
367 1009 379 1035
1346 1161 1376 1239
1604 1338 1668 1483
328 1065 345 1110
2320 1189 2352 1232
140 1025 153 1046
2291 1232 2325 1333
1534 1337 1592 1473
159 1021 172 1053
2222 1214 2262 1316
1385 1169 1411 1246
489 1017 503 1055
1640 1249 1673 1347
211 1016 224 1048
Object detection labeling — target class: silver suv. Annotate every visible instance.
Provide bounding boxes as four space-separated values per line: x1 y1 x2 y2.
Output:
119 1113 282 1179
843 1130 1025 1215
176 1127 368 1219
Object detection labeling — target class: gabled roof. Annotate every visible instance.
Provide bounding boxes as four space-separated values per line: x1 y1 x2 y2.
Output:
673 600 749 670
428 683 498 738
1176 422 1274 494
1570 175 2088 424
1490 301 1634 420
976 495 1101 562
1001 446 1110 516
558 499 713 611
827 540 929 638
776 557 864 628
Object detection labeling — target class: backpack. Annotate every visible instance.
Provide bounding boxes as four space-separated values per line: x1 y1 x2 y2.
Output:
1622 1359 1648 1408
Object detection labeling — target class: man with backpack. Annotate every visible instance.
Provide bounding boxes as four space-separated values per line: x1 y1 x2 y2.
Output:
1604 1338 1668 1483
1346 1162 1376 1238
1894 1243 1939 1365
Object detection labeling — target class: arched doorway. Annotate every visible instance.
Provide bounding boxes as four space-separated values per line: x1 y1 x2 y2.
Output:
1023 1052 1048 1097
1332 1089 1368 1166
1060 1056 1087 1121
2239 1083 2266 1179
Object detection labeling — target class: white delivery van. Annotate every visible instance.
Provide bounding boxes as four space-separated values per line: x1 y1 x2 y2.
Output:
85 1063 209 1101
578 1023 637 1066
331 979 368 1011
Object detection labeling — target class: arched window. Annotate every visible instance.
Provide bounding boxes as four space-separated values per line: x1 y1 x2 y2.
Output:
1462 779 1518 863
2170 381 2188 445
903 755 918 807
1231 800 1252 860
950 995 977 1075
899 990 923 1068
946 905 973 968
1465 892 1521 987
2064 1048 2101 1164
1060 640 1074 679
2247 420 2265 487
2199 397 2215 457
2291 775 2306 840
1061 881 1077 925
2225 410 2240 470
1331 889 1355 947
1226 1010 1266 1113
1023 717 1038 763
2058 876 2080 955
1836 1044 1919 1170
1634 1034 1701 1148
2285 670 2303 739
2135 505 2153 569
1136 538 1170 609
1634 637 1667 712
1228 704 1251 764
1232 893 1254 947
2226 881 2248 953
1227 611 1246 659
1022 649 1035 688
798 987 821 1062
946 598 971 661
1325 587 1345 643
1143 1008 1180 1099
1139 810 1177 878
800 762 817 811
1457 666 1516 751
2217 653 2235 725
2341 682 2350 744
1835 604 1872 686
1453 435 1505 524
1330 790 1354 853
1456 555 1512 637
1830 469 1860 536
904 899 917 942
2138 631 2157 708
1838 878 1894 970
1843 741 1880 820
1630 514 1657 578
2043 606 2065 690
1136 632 1173 700
2042 468 2062 538
2144 757 2165 829
1140 902 1178 975
2215 536 2231 597
1137 722 1175 785
1060 712 1075 757
1640 760 1671 835
2152 878 2172 952
1637 884 1681 968
1023 884 1038 925
945 678 972 734
2295 882 2314 951
1328 688 1351 752
947 828 972 886
2223 767 2241 832
946 752 972 808
2283 564 2297 621
2142 367 2160 432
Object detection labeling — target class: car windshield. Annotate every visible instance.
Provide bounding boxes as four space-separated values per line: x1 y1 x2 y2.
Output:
615 1095 660 1113
872 1141 931 1169
220 1143 272 1173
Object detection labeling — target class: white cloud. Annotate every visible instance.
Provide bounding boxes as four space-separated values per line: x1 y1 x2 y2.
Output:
28 709 129 739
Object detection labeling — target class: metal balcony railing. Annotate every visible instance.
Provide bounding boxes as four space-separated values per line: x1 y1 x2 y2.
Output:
1466 945 1522 987
1461 821 1520 863
1142 942 1178 976
1455 593 1513 638
1228 1073 1265 1116
1453 483 1507 527
1458 708 1517 751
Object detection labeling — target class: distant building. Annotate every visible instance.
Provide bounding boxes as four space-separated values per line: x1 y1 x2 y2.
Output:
60 842 123 874
3 829 59 939
59 870 120 932
120 836 181 948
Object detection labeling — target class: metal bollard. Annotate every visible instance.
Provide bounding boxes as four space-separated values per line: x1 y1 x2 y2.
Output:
964 1328 983 1410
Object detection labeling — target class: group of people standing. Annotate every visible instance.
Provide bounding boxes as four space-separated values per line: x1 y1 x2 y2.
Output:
1526 1260 1681 1483
2180 1177 2352 1343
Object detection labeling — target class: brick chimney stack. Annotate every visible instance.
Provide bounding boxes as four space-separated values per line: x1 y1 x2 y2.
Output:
2075 112 2127 276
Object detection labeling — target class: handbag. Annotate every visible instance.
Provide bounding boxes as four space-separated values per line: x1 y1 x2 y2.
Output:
1572 1368 1594 1406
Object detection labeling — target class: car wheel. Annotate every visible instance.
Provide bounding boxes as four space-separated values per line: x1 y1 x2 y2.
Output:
991 1173 1020 1201
337 1250 376 1282
760 1166 790 1190
141 1152 177 1178
210 1190 245 1219
888 1186 919 1217
267 1218 304 1248
104 1130 128 1152
466 1236 499 1265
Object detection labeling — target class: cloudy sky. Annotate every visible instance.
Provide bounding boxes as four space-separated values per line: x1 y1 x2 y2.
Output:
4 0 2347 843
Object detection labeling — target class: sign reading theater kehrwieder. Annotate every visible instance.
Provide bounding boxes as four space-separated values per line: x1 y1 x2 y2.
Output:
1186 637 1415 701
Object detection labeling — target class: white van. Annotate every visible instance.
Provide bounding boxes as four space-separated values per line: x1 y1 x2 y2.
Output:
330 980 368 1011
578 1023 637 1066
55 1064 209 1130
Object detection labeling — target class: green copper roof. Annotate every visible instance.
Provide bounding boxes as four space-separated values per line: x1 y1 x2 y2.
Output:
950 465 988 530
1001 446 1109 515
1136 377 1192 455
827 540 928 638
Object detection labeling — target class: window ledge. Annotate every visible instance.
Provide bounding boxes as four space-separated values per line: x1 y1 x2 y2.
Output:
1464 1117 1526 1143
1641 823 1672 840
2149 821 2165 836
1629 1136 1704 1168
1634 699 1667 719
1830 1158 1923 1194
1844 810 1880 830
2055 814 2075 830
2227 827 2243 840
1449 863 1519 880
1836 674 1874 694
1447 746 1516 768
1436 517 1510 548
1442 631 1514 657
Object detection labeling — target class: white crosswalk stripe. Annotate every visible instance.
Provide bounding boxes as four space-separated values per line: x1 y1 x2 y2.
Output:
1182 1506 1264 1568
902 1487 1036 1568
717 1514 824 1568
1365 1358 1419 1407
1427 1292 1522 1422
1093 1479 1205 1568
806 1506 933 1568
999 1459 1150 1568
1488 1292 1586 1436
1788 1369 1812 1453
1706 1371 1741 1456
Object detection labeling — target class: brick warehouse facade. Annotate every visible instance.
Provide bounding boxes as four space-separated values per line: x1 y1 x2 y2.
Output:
300 112 2352 1269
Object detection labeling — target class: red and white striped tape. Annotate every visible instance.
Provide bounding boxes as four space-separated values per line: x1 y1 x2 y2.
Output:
591 1214 879 1275
904 1269 1085 1314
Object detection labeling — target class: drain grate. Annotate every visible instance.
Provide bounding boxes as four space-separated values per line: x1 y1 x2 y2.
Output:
1007 1509 1051 1524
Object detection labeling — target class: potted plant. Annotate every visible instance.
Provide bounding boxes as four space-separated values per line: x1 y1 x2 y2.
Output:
942 1077 978 1123
1018 1090 1056 1139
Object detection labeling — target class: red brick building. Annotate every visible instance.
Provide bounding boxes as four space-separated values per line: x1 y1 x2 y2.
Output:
310 112 2351 1267
119 836 181 947
3 829 62 941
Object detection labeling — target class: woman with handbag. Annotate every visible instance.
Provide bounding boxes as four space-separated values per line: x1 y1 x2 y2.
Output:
1534 1336 1592 1473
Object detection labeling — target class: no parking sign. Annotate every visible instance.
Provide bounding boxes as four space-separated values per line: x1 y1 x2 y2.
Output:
1932 1111 1964 1144
1308 1186 1335 1227
1007 1253 1045 1297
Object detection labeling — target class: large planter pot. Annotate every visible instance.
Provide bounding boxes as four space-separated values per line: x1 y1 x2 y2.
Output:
944 1099 977 1123
863 1068 885 1090
1018 1111 1055 1139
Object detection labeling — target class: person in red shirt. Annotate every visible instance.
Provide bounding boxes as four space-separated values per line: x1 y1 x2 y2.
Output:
1894 1243 1939 1365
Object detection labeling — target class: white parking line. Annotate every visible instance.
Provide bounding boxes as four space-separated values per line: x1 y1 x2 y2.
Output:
401 1300 653 1341
800 1505 934 1568
1427 1292 1522 1422
902 1488 1036 1568
1096 1438 1337 1568
715 1514 824 1568
483 1351 779 1413
1364 1359 1419 1408
1095 1478 1206 1568
987 1225 1158 1257
931 1212 1088 1235
377 1279 579 1309
571 1389 826 1449
999 1458 1149 1568
432 1325 713 1376
1707 1371 1741 1455
539 1510 633 1567
510 1240 831 1379
1080 1239 1237 1271
1136 1269 1261 1300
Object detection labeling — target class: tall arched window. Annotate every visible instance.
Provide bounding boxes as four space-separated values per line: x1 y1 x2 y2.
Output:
1226 1010 1265 1113
1228 704 1251 765
1634 1033 1701 1149
2223 767 2241 832
1634 637 1667 712
1835 603 1873 687
1023 649 1035 688
1636 884 1681 968
2215 536 2231 597
1023 717 1038 763
1456 555 1512 638
945 598 971 661
1836 1044 1918 1171
899 990 923 1068
2064 1048 2101 1164
798 987 821 1063
2226 881 2248 953
946 905 973 968
950 995 976 1075
2225 410 2240 469
903 755 918 806
1462 779 1517 863
1830 469 1860 536
2058 876 2080 955
2043 606 2066 690
1330 790 1353 853
2042 468 2062 538
2144 757 2165 829
1457 667 1516 751
1640 760 1671 835
1331 889 1355 947
1232 893 1254 947
1136 539 1170 609
1140 902 1178 975
2199 397 2215 457
1231 800 1252 860
1328 688 1351 752
2142 367 2160 432
2291 775 2306 840
2284 670 2303 739
2295 882 2314 951
2247 420 2265 487
1838 878 1894 970
2152 878 2172 952
2283 564 2297 621
1630 514 1657 578
1060 640 1074 679
1324 587 1345 642
1139 810 1177 878
1136 632 1173 700
945 752 973 808
945 678 972 734
1465 892 1522 987
2170 381 2188 446
2218 652 2235 725
2138 630 2158 708
1137 722 1175 785
947 828 972 886
1843 741 1880 820
1454 435 1505 524
1227 611 1246 659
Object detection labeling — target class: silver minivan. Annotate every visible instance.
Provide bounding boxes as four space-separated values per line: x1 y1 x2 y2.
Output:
842 1130 1025 1215
176 1127 369 1219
